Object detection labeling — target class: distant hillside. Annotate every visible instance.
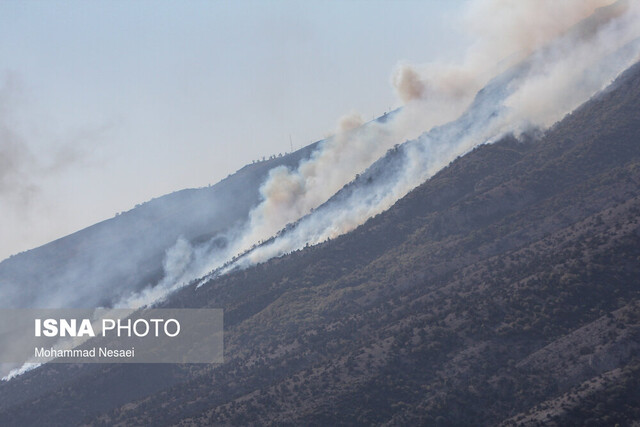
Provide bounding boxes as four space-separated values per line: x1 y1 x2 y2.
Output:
0 142 319 308
1 56 639 426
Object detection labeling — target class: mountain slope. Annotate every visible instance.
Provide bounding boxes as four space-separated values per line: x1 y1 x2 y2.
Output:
0 142 319 308
1 59 639 425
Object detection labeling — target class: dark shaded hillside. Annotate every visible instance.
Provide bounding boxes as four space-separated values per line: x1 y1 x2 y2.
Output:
1 61 640 426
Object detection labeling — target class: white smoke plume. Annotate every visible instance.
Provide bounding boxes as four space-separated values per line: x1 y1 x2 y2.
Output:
119 0 640 308
502 1 639 129
2 363 39 382
464 0 622 59
4 2 639 380
392 0 624 105
223 0 640 270
234 112 391 251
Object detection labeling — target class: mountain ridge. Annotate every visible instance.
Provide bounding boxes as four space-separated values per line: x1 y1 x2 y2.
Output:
1 59 639 425
0 140 320 308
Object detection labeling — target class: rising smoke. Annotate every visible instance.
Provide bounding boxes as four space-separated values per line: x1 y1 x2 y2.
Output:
104 0 640 308
5 0 639 380
392 0 626 108
213 0 640 275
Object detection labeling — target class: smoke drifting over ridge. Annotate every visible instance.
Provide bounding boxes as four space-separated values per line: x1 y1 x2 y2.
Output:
392 0 624 104
115 0 640 309
216 1 640 271
4 1 640 379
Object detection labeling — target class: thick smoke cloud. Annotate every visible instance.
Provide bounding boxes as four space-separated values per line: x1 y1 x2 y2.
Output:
118 0 640 308
502 1 639 129
392 0 621 105
392 66 425 103
220 0 640 270
464 0 619 58
236 112 388 250
5 0 640 378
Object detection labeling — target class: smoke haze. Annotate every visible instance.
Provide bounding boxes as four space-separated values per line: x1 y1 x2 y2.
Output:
3 0 640 379
0 77 38 208
109 0 640 311
213 0 640 276
0 74 117 265
3 0 639 313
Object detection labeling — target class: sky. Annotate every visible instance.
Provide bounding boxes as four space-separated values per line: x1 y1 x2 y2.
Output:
0 0 470 261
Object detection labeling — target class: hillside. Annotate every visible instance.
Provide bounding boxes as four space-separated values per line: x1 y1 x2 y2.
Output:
0 55 639 425
0 142 319 308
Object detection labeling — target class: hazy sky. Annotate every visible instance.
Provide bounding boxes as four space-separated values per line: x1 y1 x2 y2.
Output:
0 0 469 260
